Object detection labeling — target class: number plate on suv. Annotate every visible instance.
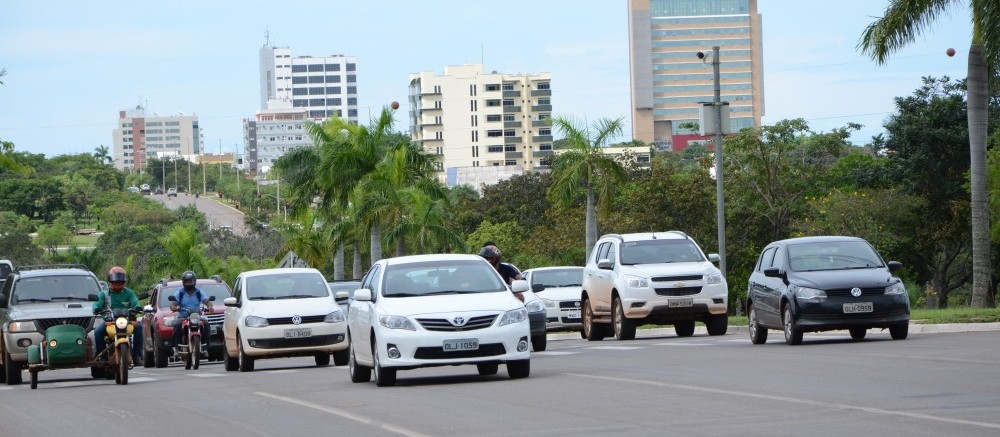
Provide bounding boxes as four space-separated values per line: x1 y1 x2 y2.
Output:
668 298 694 308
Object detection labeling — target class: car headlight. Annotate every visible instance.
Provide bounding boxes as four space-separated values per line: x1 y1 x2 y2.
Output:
624 274 648 289
525 299 545 313
115 317 129 330
541 298 555 308
244 315 269 328
324 310 346 323
378 315 415 331
792 285 826 300
885 282 906 295
705 273 724 285
499 308 528 326
8 321 38 332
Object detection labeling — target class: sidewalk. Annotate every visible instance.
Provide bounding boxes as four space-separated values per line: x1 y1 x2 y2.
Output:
547 322 1000 340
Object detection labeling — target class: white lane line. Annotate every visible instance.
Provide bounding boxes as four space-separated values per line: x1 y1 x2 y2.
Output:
588 346 644 350
128 377 157 383
566 373 1000 430
188 373 226 378
652 343 711 346
535 351 579 356
256 392 434 437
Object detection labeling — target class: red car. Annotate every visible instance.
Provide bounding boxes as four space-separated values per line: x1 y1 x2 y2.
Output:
141 276 232 368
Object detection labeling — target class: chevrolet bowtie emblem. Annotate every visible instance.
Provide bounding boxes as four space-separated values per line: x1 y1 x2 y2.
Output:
673 282 685 288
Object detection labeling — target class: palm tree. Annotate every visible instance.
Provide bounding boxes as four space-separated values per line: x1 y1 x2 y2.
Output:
279 209 329 269
547 117 628 260
93 144 113 165
387 186 466 253
859 1 999 307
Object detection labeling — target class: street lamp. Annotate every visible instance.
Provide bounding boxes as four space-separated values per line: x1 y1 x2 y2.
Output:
697 46 728 277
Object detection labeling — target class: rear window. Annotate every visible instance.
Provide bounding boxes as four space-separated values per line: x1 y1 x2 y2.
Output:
159 283 232 307
12 275 101 304
246 272 330 300
530 268 583 288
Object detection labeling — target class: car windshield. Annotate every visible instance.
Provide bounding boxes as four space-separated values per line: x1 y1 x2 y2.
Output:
787 241 885 272
245 272 330 300
531 268 583 288
159 283 232 307
328 281 361 298
620 239 705 265
11 275 100 304
381 260 506 298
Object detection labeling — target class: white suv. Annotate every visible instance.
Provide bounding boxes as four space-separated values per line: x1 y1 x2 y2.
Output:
581 232 728 340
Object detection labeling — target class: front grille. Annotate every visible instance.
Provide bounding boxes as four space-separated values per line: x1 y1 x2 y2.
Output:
654 286 702 296
826 287 885 298
651 275 703 282
413 343 506 359
266 315 326 325
807 308 904 320
558 301 581 309
36 317 93 331
249 334 344 349
205 314 225 325
416 315 497 332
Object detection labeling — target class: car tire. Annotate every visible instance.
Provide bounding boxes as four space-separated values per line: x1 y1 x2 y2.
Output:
748 306 768 345
612 297 636 340
674 320 695 337
348 343 371 383
849 328 867 340
507 359 530 379
372 342 396 387
582 297 605 342
705 313 728 336
531 334 547 352
477 363 499 375
154 333 168 368
333 349 349 366
237 332 254 372
889 323 909 340
4 350 21 385
224 351 239 371
315 353 331 367
142 335 154 368
783 306 803 345
91 366 106 379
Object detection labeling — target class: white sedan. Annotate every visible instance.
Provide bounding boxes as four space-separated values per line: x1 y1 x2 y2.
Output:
348 254 531 387
523 266 585 333
222 268 348 372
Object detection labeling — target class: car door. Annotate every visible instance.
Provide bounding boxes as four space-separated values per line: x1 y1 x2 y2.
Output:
585 241 615 313
223 275 244 351
350 264 381 364
748 247 775 325
758 245 786 327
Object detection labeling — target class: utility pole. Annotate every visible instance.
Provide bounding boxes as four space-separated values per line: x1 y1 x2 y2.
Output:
710 46 727 277
187 139 192 194
201 149 207 195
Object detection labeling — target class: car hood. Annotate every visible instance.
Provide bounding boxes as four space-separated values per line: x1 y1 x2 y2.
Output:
242 297 339 317
377 292 521 317
534 286 582 301
620 262 717 278
788 268 896 289
8 302 95 321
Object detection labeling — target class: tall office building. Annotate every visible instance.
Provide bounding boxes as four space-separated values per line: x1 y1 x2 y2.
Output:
628 0 764 151
259 43 359 123
243 101 312 177
112 106 201 171
408 64 553 187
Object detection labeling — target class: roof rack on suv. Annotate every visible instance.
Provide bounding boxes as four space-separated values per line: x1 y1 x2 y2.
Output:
14 264 90 272
210 275 223 282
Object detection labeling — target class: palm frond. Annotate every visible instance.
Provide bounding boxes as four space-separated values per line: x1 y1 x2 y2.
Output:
857 0 955 64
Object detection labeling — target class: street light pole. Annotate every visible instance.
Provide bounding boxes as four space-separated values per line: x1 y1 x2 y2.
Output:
711 45 727 277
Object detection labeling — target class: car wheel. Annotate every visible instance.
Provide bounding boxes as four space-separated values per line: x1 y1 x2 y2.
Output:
142 340 154 368
531 334 547 352
477 363 499 375
314 353 331 367
748 306 768 345
333 349 349 366
507 359 530 379
4 350 22 385
348 343 371 383
783 306 803 345
849 328 867 341
224 349 239 371
705 313 728 336
90 366 106 379
612 297 636 340
889 323 909 340
674 320 695 337
582 297 604 342
154 333 168 368
372 341 396 387
237 332 254 372
29 370 37 390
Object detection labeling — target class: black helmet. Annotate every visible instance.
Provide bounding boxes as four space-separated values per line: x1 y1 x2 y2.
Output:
181 271 197 290
478 247 499 263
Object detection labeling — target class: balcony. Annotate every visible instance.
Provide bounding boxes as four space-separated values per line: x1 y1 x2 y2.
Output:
421 137 444 142
504 121 522 128
532 150 554 157
533 165 552 171
421 106 443 111
503 90 521 98
503 105 521 113
531 105 552 112
420 120 443 126
504 136 522 144
531 89 552 97
505 151 523 159
532 135 554 142
420 90 442 95
532 119 552 127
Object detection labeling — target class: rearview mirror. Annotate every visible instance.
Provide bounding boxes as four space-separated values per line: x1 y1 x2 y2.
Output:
763 268 781 278
708 253 720 263
209 295 216 301
887 261 902 273
597 259 613 270
168 295 177 302
223 297 238 307
510 280 529 293
87 294 99 302
531 283 545 293
143 305 154 314
353 289 373 302
335 291 349 302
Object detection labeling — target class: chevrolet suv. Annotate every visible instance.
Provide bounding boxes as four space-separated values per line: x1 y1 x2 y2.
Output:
581 232 729 341
142 275 232 368
0 264 102 384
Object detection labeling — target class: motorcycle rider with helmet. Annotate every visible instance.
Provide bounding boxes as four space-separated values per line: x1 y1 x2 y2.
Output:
171 271 214 352
92 266 143 363
478 243 525 302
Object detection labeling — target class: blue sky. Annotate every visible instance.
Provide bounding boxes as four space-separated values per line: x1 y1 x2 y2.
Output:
0 1 972 158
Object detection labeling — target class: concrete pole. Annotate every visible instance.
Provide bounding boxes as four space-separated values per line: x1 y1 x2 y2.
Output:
712 46 727 277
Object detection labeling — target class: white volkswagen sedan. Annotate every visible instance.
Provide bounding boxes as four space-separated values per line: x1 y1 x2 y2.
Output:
523 266 585 333
347 254 531 387
222 268 348 372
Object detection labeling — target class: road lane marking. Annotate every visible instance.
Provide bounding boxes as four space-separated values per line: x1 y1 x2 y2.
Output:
535 351 578 356
565 373 1000 430
652 343 711 346
256 392 434 437
587 346 644 350
188 373 226 377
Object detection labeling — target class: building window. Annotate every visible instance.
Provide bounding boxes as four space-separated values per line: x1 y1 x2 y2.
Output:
471 115 478 126
347 63 356 71
309 99 325 106
293 88 308 96
293 77 307 84
471 131 478 142
469 84 476 96
486 99 501 107
326 86 341 94
504 145 517 152
347 86 357 94
537 82 550 90
330 98 342 105
539 129 551 136
488 145 503 153
292 65 307 73
470 100 478 111
503 114 516 122
503 99 515 106
326 63 341 71
347 98 357 105
487 130 503 138
539 143 552 151
538 98 551 105
309 87 325 95
504 160 516 166
308 64 324 72
435 132 443 140
348 109 358 117
502 83 514 91
503 129 516 137
486 84 500 92
486 114 501 122
308 76 324 84
347 75 356 83
326 75 341 83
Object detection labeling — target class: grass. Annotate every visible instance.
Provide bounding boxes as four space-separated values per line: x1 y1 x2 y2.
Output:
69 234 100 247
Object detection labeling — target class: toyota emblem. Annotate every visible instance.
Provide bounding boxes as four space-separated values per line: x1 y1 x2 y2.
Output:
292 315 302 325
850 287 862 298
451 316 467 326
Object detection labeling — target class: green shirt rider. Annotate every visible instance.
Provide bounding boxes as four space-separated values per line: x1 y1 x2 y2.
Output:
91 266 143 362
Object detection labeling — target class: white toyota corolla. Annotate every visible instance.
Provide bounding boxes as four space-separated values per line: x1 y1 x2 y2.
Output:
347 254 531 387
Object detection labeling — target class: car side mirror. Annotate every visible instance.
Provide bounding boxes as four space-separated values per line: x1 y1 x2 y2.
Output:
531 283 545 293
708 253 720 263
887 261 902 273
209 295 216 301
334 291 349 302
763 267 782 278
223 297 239 307
137 292 150 300
143 305 154 314
597 259 613 270
168 295 177 302
510 280 529 293
87 293 99 301
353 289 373 302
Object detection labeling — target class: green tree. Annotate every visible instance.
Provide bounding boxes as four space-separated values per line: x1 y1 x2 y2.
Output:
0 211 43 265
35 223 72 256
548 116 628 259
859 0 1000 307
480 172 553 234
93 145 113 165
0 140 31 176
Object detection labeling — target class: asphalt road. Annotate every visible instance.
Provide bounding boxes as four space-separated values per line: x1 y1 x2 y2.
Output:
2 329 998 436
150 193 248 236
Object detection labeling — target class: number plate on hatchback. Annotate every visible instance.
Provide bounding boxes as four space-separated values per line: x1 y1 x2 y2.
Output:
443 338 478 352
843 302 873 313
284 328 312 338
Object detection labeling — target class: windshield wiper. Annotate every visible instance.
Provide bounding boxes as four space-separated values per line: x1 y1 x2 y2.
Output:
250 296 278 300
15 298 51 303
385 293 422 297
841 265 878 270
50 296 90 301
275 294 319 299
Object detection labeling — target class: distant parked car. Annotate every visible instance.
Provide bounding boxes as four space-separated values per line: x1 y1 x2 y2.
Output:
127 186 141 194
746 236 910 345
166 188 177 197
523 266 584 333
140 184 151 195
154 187 163 195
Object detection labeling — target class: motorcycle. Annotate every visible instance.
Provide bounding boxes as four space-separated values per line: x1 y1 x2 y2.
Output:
168 296 212 370
93 306 140 385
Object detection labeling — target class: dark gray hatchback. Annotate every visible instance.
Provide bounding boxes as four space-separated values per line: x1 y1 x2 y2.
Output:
746 236 910 345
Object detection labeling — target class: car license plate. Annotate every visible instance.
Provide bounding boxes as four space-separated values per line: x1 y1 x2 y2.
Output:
843 302 873 313
443 338 478 352
210 325 220 335
563 309 581 319
284 328 312 338
668 298 693 308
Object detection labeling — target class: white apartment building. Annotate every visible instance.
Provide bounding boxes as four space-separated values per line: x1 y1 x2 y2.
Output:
408 65 553 187
243 100 312 177
259 44 359 123
112 105 201 171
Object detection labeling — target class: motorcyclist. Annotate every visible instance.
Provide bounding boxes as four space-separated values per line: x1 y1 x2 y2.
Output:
92 266 143 363
171 271 214 353
479 244 525 302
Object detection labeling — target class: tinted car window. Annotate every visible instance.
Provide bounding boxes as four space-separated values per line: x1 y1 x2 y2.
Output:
756 247 775 272
159 283 232 307
787 241 884 272
531 268 584 288
381 260 505 297
12 275 100 303
620 239 704 265
596 242 611 263
246 272 330 300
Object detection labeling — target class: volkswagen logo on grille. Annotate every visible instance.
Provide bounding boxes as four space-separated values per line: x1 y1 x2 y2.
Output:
292 315 302 325
451 316 467 326
851 287 862 298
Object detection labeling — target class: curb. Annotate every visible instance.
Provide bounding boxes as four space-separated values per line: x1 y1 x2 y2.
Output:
546 322 1000 340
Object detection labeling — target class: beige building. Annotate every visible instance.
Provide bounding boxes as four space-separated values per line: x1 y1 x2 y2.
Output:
628 0 764 151
408 65 553 187
113 106 201 171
